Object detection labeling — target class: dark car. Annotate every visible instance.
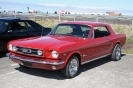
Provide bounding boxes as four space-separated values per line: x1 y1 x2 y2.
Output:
0 18 51 52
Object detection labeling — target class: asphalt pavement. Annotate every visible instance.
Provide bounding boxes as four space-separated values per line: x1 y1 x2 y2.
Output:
0 52 133 88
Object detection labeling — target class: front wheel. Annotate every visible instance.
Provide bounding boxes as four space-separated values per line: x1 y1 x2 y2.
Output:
110 44 121 61
61 55 79 78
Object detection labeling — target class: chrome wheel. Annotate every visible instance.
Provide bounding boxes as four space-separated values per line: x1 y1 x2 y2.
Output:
110 44 121 61
69 58 78 76
115 46 121 60
61 55 79 78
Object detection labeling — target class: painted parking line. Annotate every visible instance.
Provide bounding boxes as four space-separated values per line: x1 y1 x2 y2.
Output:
10 64 18 66
122 53 133 55
0 71 18 77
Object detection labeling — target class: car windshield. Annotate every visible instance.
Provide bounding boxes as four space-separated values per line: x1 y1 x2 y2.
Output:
49 24 91 38
0 21 9 32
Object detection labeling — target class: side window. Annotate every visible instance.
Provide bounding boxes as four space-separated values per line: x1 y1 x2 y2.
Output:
81 26 90 32
26 22 36 31
0 21 9 32
10 22 28 33
80 26 91 38
94 26 110 38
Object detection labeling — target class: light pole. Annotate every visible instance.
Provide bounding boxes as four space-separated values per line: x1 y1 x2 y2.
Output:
0 7 1 17
132 20 133 37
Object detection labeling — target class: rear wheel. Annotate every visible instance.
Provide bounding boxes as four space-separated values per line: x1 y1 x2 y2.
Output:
61 55 79 78
110 44 121 61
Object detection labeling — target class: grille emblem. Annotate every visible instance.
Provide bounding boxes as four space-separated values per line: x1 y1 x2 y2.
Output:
22 49 31 53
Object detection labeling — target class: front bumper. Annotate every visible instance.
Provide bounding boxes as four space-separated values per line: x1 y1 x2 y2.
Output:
6 53 65 70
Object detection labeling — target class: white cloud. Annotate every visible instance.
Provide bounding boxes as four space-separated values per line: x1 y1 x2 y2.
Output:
7 1 27 4
0 1 133 15
38 3 122 12
0 1 125 12
39 4 67 7
71 6 121 11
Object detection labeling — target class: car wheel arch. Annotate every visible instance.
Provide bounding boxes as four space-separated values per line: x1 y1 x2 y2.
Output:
111 41 121 52
116 42 121 45
64 51 82 66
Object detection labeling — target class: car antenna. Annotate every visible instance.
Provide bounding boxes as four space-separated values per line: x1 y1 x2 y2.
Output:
41 25 44 37
41 17 44 37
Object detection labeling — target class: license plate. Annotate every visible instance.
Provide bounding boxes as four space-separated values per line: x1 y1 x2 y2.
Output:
23 61 32 67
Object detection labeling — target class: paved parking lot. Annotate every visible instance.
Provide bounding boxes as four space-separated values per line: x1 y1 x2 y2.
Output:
0 53 133 88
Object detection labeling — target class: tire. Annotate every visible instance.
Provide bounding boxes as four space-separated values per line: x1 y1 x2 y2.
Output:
61 55 79 78
110 44 121 61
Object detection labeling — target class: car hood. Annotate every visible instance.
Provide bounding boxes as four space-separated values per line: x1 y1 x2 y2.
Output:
11 35 84 50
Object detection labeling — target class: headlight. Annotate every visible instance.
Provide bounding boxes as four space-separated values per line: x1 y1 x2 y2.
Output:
8 44 13 51
52 50 58 58
12 46 18 52
37 50 43 56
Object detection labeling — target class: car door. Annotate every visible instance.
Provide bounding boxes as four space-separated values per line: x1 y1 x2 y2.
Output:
0 20 10 52
88 26 112 60
6 21 30 40
3 21 29 50
0 32 6 52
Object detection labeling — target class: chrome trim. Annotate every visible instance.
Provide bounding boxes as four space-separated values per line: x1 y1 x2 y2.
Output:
16 51 44 57
83 54 87 58
6 53 64 65
22 48 32 53
13 46 44 57
81 53 111 65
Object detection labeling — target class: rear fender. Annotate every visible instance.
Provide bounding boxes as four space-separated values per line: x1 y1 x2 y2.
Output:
111 41 121 52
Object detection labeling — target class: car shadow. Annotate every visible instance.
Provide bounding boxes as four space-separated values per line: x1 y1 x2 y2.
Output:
121 53 126 57
0 51 8 58
15 54 126 80
15 67 65 80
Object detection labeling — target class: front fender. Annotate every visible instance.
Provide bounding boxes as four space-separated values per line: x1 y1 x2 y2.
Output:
64 51 82 66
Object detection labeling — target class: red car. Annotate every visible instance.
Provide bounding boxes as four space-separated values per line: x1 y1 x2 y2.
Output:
6 21 126 78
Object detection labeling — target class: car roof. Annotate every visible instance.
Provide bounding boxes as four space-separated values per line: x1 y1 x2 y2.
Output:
60 21 108 26
0 17 30 21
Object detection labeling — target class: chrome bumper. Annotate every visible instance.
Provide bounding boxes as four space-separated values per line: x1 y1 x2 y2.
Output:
6 53 64 65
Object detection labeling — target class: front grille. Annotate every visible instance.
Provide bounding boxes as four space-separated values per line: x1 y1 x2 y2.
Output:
16 46 43 56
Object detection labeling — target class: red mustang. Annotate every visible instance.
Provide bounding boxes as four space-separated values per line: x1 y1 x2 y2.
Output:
6 21 126 78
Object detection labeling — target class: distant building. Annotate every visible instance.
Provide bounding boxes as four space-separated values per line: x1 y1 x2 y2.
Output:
27 7 37 13
60 10 108 15
107 12 122 16
59 10 122 16
72 12 108 15
60 10 65 14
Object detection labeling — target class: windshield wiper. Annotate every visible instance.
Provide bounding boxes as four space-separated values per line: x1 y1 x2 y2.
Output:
49 33 59 35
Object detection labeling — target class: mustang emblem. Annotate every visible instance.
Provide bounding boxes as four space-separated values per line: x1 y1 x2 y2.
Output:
22 49 31 53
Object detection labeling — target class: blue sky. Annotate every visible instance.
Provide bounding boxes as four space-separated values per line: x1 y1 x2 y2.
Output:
0 0 133 15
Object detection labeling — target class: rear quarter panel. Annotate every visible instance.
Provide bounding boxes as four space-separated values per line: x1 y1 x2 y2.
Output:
106 24 126 51
110 33 126 50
